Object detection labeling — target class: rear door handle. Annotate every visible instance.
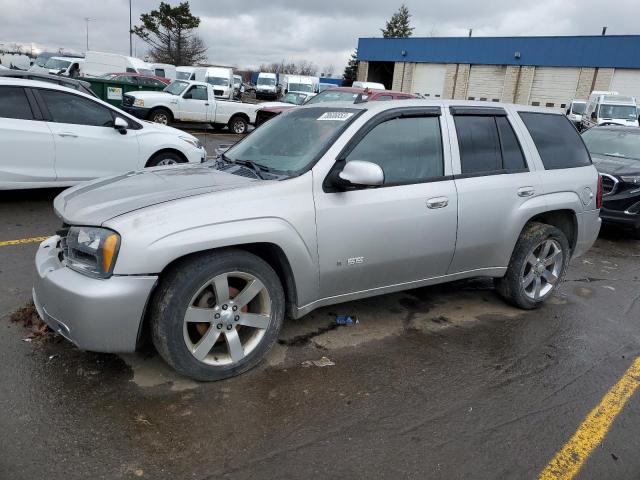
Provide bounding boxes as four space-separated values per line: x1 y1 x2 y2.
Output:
426 197 449 209
58 132 78 138
517 187 535 197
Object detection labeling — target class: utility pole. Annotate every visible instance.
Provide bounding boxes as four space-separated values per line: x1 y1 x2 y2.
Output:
129 0 133 56
84 17 91 51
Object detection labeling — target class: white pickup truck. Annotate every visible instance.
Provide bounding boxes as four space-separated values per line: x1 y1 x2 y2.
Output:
122 80 261 134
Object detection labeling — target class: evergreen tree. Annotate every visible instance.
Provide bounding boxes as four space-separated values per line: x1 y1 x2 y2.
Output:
381 4 414 38
342 49 359 86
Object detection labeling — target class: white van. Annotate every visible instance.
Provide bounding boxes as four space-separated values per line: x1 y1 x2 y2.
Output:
284 75 315 95
255 72 278 99
33 56 84 77
81 51 154 78
151 63 176 80
582 92 639 128
176 66 196 80
566 100 587 125
196 67 234 99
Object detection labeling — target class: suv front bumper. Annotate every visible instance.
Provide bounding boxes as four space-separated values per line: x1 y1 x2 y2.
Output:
33 236 157 353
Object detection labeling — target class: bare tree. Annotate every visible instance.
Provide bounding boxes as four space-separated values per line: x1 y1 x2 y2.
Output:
259 59 318 76
322 64 335 77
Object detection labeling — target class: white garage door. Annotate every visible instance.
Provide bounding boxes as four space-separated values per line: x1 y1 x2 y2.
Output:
611 69 640 99
467 65 506 102
530 67 580 109
411 63 446 98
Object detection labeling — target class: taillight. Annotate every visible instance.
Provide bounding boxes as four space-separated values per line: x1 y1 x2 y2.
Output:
596 174 603 209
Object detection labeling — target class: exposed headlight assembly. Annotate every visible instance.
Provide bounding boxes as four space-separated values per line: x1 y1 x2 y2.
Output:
64 227 120 278
179 135 202 149
133 98 145 107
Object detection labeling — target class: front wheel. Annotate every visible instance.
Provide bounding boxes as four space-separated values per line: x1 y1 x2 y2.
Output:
496 222 570 309
150 250 285 381
146 151 184 167
150 108 171 125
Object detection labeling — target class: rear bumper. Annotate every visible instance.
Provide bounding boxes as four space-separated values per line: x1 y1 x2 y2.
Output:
574 209 601 258
122 105 150 120
33 236 157 353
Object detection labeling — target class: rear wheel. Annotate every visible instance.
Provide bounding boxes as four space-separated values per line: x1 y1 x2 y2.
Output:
496 222 570 309
150 108 171 125
151 250 285 381
229 116 248 134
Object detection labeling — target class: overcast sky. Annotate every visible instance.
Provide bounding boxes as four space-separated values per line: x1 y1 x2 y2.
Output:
1 0 638 75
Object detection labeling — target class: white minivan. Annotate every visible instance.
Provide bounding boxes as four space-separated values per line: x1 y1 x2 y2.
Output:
0 78 206 189
81 51 154 78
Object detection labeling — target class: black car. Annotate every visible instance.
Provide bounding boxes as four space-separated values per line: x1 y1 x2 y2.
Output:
582 126 640 238
0 70 96 97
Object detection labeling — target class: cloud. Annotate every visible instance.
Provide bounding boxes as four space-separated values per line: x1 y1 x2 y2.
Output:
0 0 638 75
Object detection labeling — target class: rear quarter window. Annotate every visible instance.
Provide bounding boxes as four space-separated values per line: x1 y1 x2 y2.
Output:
519 112 591 169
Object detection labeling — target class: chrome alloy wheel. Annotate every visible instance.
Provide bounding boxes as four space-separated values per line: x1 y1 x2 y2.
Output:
152 112 169 124
156 158 178 165
522 239 563 301
183 272 272 366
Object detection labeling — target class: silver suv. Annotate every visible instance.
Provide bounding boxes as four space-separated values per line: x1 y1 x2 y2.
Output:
33 100 602 381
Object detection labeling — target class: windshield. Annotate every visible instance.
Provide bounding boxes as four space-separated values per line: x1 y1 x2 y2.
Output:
44 58 71 70
257 77 276 86
207 77 229 87
599 104 638 121
224 107 360 173
288 83 313 93
176 71 191 80
164 80 189 95
282 93 308 105
571 102 586 115
582 129 640 161
34 54 53 67
307 90 359 104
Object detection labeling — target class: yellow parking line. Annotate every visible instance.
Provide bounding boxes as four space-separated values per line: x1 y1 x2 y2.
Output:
0 236 49 247
539 357 640 480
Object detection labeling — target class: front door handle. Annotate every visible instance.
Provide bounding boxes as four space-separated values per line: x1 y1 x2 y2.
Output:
58 132 78 138
517 186 535 197
426 197 449 209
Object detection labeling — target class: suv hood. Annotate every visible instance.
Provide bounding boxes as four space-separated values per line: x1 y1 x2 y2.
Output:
54 164 260 225
591 153 640 176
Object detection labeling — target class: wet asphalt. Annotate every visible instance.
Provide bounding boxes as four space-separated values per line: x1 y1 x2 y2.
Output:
1 130 639 479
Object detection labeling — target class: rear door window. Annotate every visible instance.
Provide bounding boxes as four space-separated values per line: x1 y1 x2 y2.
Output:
40 90 114 127
454 115 527 174
519 112 591 169
0 86 34 120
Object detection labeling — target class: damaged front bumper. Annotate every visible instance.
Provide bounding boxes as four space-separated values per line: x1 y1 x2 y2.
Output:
32 236 157 353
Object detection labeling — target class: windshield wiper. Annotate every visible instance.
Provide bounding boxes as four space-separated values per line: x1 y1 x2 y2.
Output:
234 159 270 179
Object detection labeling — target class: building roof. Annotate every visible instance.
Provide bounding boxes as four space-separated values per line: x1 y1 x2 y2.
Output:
357 35 640 68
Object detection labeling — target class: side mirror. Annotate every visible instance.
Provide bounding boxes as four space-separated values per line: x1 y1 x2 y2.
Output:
336 160 384 188
114 116 128 134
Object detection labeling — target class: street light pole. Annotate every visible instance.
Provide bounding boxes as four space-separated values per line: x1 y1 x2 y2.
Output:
129 0 133 56
84 17 91 51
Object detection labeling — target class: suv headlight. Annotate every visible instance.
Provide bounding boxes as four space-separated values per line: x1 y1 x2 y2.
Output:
133 98 145 107
64 227 120 278
179 135 202 149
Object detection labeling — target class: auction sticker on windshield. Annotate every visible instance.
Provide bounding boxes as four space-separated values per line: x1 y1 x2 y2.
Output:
317 112 355 121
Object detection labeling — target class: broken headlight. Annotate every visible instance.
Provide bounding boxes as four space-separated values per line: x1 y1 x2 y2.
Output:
64 227 120 279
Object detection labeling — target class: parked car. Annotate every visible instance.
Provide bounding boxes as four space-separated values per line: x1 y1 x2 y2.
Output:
30 56 83 78
582 126 640 237
353 81 386 90
0 77 206 189
121 79 260 133
98 72 171 87
282 74 317 95
582 92 639 129
566 100 586 126
255 86 415 126
33 100 601 381
197 67 234 99
0 69 96 97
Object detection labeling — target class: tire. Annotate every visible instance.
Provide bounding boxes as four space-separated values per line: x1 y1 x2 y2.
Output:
150 249 285 381
149 108 172 125
496 222 570 310
229 116 248 134
146 151 184 167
